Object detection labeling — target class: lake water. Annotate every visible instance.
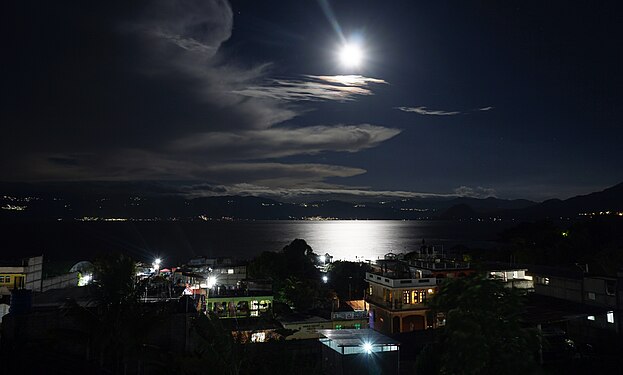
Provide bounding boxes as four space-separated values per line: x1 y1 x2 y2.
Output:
2 220 515 264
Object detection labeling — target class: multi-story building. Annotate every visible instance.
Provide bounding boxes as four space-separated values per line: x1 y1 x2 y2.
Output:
365 256 474 334
483 263 534 292
0 266 26 290
528 265 622 340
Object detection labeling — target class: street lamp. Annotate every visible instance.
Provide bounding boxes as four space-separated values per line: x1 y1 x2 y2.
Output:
362 342 373 354
322 275 328 284
207 276 217 289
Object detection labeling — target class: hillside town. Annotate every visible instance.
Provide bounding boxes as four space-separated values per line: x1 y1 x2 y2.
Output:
1 234 622 374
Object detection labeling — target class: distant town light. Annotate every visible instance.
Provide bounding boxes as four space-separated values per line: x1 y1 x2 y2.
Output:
154 258 161 265
362 342 373 354
322 275 329 283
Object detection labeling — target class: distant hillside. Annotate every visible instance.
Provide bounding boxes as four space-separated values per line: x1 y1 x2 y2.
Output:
419 183 623 220
511 182 623 218
1 181 622 221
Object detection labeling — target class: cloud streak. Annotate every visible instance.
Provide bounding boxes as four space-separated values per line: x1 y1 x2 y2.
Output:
233 75 387 102
179 182 497 201
1 0 400 197
170 124 401 159
453 186 497 198
395 106 461 116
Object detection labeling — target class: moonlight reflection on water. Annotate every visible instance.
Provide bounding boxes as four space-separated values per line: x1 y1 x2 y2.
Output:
1 220 513 262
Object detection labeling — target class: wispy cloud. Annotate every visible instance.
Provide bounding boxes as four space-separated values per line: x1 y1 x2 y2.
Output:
2 0 401 198
181 182 462 200
395 106 461 116
308 75 387 86
170 124 401 159
30 151 366 182
396 105 495 116
453 186 497 198
233 75 387 102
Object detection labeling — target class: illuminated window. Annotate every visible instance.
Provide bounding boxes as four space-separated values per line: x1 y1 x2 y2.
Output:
587 315 595 321
354 323 361 329
403 291 411 304
411 290 426 304
251 332 266 343
335 324 342 330
543 277 550 285
607 312 615 324
228 269 234 274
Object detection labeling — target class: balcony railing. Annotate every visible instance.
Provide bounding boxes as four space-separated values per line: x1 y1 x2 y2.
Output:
366 272 437 288
409 260 471 270
365 295 428 311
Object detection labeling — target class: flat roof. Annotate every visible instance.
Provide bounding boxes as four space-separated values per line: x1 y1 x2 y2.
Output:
522 294 610 324
317 328 400 347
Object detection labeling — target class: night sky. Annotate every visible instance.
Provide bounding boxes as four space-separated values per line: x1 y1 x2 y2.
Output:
2 0 622 201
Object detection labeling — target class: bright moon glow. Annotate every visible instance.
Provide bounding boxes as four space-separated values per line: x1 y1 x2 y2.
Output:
339 43 363 68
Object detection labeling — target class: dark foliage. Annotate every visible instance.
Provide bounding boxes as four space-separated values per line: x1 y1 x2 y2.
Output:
415 275 540 375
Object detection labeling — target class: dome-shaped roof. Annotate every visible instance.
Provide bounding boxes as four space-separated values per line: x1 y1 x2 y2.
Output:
69 261 94 273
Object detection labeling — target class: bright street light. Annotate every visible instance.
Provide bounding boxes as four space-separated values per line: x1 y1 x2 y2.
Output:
207 276 217 289
362 342 373 354
322 275 328 283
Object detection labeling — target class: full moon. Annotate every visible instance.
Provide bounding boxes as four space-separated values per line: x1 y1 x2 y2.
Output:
339 43 363 68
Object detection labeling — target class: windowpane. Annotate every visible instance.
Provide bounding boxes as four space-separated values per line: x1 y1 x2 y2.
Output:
403 291 410 304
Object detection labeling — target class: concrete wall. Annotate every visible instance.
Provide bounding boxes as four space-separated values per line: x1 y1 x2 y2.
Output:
41 272 79 292
534 276 583 303
583 277 617 308
321 344 400 375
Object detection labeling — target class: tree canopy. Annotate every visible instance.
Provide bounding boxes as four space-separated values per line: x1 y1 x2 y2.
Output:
416 274 540 375
247 239 326 310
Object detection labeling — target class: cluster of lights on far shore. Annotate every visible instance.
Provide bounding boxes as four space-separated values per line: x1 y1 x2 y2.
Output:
579 211 623 217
